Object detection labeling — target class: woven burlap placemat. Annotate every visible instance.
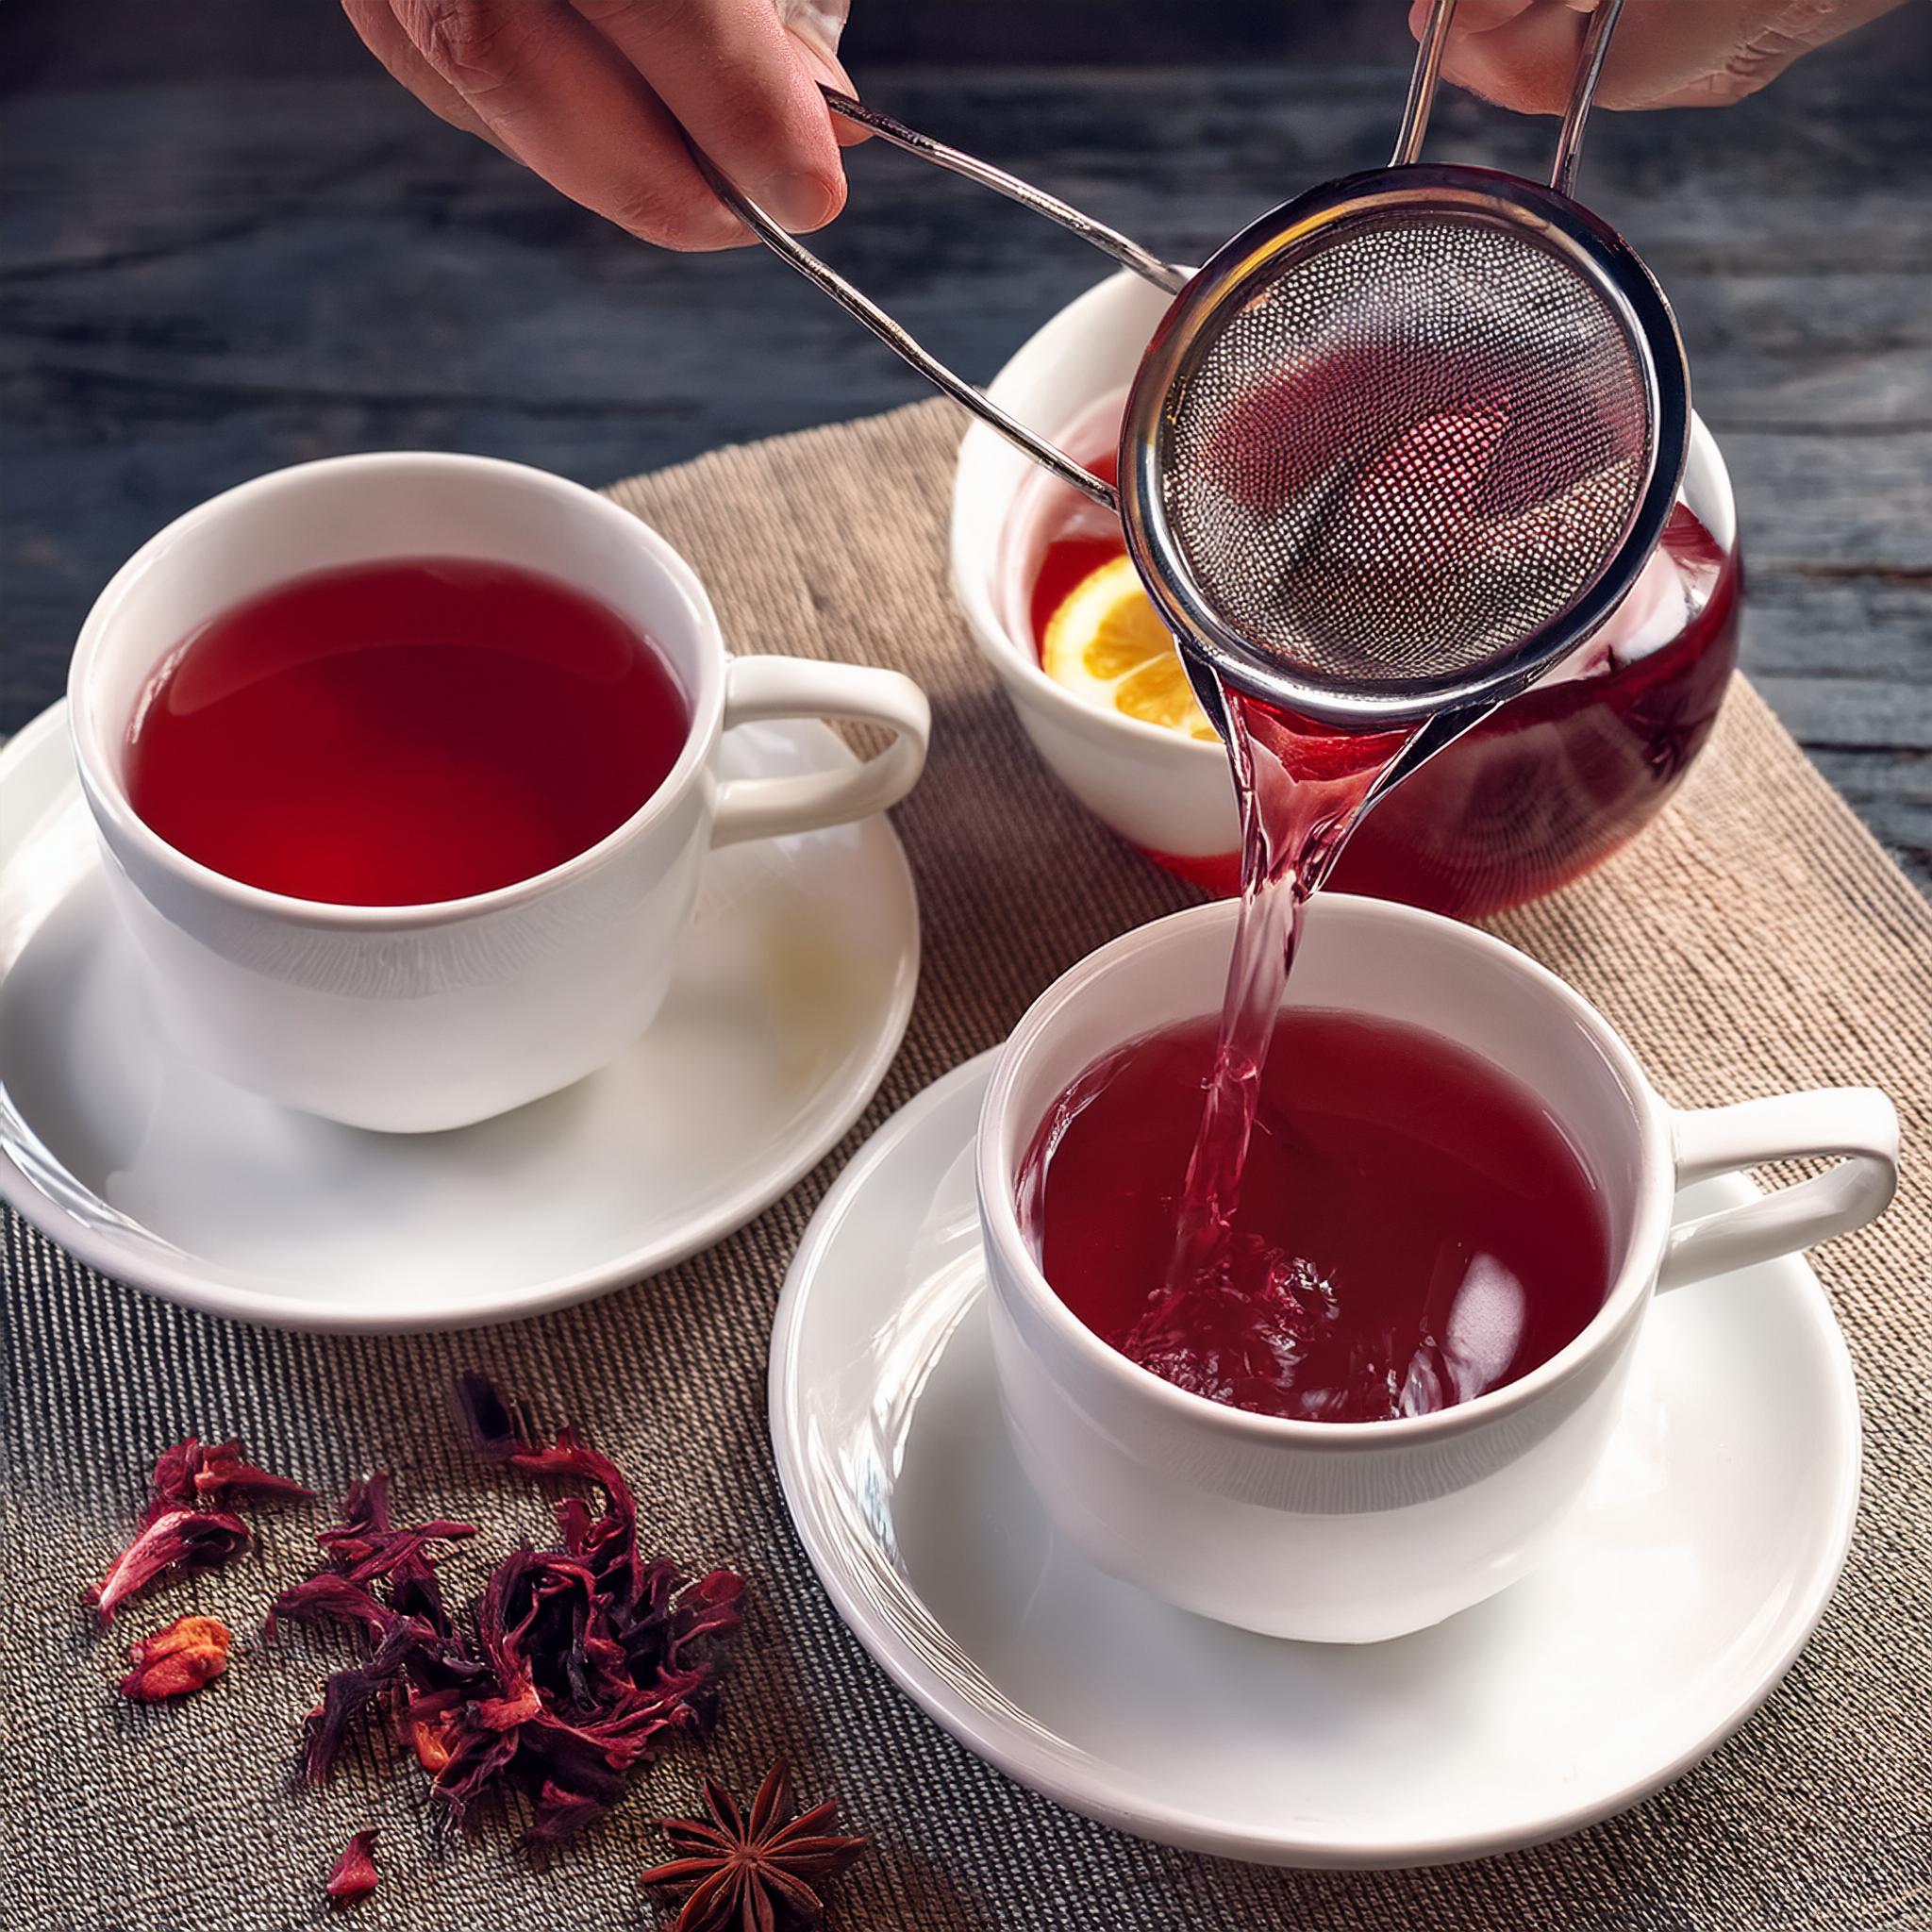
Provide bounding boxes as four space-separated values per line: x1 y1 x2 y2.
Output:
3 401 1925 1932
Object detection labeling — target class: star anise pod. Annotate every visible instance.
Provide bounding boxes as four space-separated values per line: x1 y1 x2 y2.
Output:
641 1757 867 1932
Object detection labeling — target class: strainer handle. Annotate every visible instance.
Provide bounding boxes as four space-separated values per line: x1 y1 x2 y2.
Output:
691 90 1190 510
1394 0 1628 194
821 92 1185 294
1391 0 1459 167
1552 0 1629 197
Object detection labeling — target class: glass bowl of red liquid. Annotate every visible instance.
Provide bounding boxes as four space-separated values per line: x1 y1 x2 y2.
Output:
951 273 1741 919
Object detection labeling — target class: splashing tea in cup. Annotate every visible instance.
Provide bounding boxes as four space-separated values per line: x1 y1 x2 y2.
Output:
1018 1006 1609 1423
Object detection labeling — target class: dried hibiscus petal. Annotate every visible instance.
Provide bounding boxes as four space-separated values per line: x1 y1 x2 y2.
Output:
147 1440 205 1511
193 1438 314 1507
120 1614 233 1702
269 1569 413 1647
315 1470 475 1633
283 1376 743 1865
325 1828 379 1909
90 1434 308 1624
90 1507 250 1624
299 1615 426 1788
456 1371 532 1463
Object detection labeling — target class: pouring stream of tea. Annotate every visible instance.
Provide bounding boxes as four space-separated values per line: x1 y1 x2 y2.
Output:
1163 689 1413 1295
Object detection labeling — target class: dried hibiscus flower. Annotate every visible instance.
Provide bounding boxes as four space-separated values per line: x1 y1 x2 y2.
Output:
120 1614 233 1702
313 1470 475 1633
641 1757 867 1932
272 1376 744 1861
325 1828 379 1908
192 1438 315 1507
92 1507 249 1626
270 1483 487 1789
89 1435 309 1624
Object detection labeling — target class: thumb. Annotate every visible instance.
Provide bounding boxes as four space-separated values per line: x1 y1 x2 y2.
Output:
776 0 849 68
774 0 869 147
1434 0 1614 115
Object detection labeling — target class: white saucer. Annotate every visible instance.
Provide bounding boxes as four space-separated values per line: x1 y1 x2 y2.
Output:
770 1053 1862 1869
0 701 919 1330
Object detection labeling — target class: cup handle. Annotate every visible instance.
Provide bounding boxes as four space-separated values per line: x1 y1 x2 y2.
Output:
710 656 930 848
1658 1088 1898 1293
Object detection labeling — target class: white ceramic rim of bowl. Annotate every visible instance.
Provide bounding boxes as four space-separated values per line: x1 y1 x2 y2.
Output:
976 894 1674 1451
949 271 1739 762
67 451 727 931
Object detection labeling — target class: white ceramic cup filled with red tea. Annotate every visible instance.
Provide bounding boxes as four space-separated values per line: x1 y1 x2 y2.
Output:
67 453 930 1132
976 897 1896 1643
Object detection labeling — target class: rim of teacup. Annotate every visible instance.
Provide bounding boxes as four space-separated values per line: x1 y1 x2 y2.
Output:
976 893 1676 1448
949 271 1737 767
67 452 729 932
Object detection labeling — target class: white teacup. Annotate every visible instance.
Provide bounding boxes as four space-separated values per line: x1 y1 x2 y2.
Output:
67 454 930 1133
976 896 1896 1643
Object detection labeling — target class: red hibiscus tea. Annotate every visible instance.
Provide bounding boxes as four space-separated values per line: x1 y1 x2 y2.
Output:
1011 375 1652 1425
1018 659 1611 1425
124 557 690 906
1018 407 1740 918
1018 1008 1610 1423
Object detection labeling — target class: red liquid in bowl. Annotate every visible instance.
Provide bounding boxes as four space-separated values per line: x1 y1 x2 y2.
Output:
1025 441 1741 918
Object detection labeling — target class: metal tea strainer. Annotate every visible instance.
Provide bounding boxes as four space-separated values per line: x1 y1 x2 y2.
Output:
702 0 1688 774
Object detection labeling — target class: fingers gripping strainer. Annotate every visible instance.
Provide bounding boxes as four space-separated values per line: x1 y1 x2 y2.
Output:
703 0 1688 769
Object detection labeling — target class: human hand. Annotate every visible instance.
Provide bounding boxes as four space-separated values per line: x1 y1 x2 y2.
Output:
1411 0 1909 112
341 0 861 250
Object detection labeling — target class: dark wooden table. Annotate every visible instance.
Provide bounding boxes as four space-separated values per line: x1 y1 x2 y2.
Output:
4 13 1928 887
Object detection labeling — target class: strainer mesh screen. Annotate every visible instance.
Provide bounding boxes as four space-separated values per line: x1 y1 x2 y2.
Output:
1161 210 1653 690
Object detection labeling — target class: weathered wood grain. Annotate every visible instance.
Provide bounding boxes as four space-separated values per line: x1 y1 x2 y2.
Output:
2 19 1927 883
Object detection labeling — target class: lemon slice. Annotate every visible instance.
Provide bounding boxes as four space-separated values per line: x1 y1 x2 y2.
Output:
1041 556 1219 741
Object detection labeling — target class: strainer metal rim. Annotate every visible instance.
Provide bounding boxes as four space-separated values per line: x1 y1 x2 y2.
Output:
1118 163 1691 729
